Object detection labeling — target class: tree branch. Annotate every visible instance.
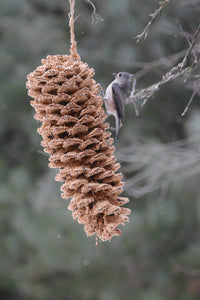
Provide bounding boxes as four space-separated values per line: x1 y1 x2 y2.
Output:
136 0 171 43
128 24 200 107
127 64 190 106
180 24 200 70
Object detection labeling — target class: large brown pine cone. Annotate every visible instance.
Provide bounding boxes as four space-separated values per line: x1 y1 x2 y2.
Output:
26 54 130 241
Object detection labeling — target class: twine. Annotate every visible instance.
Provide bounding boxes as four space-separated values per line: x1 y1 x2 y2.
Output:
69 0 80 60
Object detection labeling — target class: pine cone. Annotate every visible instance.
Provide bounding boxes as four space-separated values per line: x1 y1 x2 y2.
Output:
26 54 130 241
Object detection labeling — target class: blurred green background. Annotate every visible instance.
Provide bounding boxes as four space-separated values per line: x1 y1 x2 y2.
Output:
1 0 200 299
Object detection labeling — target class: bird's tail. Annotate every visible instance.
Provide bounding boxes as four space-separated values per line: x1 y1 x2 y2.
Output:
115 116 120 140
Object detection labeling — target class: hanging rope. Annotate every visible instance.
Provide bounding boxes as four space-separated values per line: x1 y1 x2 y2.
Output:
69 0 80 60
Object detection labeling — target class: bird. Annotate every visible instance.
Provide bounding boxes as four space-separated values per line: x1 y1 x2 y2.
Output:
104 72 133 139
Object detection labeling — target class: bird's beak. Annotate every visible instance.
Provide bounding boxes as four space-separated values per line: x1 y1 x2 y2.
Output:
112 73 117 77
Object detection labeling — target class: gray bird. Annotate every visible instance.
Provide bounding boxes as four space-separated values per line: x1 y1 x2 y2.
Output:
104 72 133 139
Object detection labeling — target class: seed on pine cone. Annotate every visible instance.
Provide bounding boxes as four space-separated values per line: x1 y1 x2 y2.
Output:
26 54 130 241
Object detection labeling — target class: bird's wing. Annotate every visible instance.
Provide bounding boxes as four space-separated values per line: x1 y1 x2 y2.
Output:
112 82 125 124
118 80 132 94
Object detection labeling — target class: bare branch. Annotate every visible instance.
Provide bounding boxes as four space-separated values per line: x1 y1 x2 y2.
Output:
127 63 190 106
127 24 200 108
180 24 200 70
129 77 139 116
136 0 171 43
181 89 196 116
176 21 197 62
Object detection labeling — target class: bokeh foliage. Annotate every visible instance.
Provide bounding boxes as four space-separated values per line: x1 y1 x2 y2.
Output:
0 0 200 299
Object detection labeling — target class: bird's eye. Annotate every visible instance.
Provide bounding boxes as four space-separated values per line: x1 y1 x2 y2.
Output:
119 73 122 77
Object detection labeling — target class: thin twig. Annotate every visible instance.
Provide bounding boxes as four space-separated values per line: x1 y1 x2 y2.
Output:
181 89 197 116
176 21 197 62
185 50 200 84
180 24 200 70
83 0 104 24
129 77 139 116
136 0 171 43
